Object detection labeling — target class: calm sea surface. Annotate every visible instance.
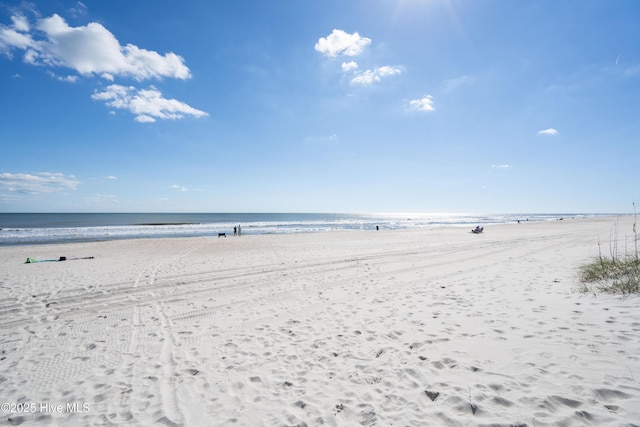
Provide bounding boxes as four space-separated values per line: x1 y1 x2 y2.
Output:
0 212 601 246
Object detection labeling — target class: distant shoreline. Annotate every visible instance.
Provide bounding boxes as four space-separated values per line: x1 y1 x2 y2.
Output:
134 222 196 226
0 213 629 247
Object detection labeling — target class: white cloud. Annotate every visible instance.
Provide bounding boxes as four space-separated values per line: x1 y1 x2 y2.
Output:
11 15 30 33
47 71 79 82
135 114 156 123
1 10 204 123
492 164 512 169
316 30 404 90
1 13 191 81
376 66 400 78
68 1 89 19
92 84 208 122
0 172 80 194
350 65 402 85
0 25 35 52
538 128 558 136
170 184 187 192
408 95 435 112
341 61 358 72
315 29 371 57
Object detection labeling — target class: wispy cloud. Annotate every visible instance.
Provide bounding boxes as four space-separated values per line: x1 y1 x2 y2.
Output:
408 95 435 112
443 75 475 92
170 184 187 192
538 128 558 136
0 172 80 194
492 164 512 169
10 14 30 32
341 61 358 72
47 71 79 83
92 85 208 123
314 29 371 58
350 66 402 86
68 1 89 19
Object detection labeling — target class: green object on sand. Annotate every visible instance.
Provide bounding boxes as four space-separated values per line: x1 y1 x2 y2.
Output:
25 256 94 264
25 257 57 263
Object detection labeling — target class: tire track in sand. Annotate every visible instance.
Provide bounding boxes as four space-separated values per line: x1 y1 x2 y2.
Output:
112 243 201 425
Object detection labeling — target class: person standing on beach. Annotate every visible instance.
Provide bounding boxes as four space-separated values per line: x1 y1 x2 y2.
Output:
234 226 237 236
238 225 241 236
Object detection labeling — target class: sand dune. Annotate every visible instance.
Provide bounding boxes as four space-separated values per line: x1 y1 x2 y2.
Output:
1 216 639 426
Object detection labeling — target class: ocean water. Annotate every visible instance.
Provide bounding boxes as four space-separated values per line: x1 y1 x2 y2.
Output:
0 212 593 246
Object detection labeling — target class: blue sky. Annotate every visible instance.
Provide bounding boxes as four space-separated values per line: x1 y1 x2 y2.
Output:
1 0 639 213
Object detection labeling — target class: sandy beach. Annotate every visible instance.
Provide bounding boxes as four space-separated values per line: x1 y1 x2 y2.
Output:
1 216 639 426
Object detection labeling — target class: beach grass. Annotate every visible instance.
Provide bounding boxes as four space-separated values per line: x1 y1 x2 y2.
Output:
578 207 639 294
578 256 640 294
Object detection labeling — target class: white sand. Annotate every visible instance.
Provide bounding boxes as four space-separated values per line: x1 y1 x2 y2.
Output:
1 216 639 426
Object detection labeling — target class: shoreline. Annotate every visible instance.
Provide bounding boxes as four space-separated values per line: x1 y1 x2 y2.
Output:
1 216 638 425
0 213 629 248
